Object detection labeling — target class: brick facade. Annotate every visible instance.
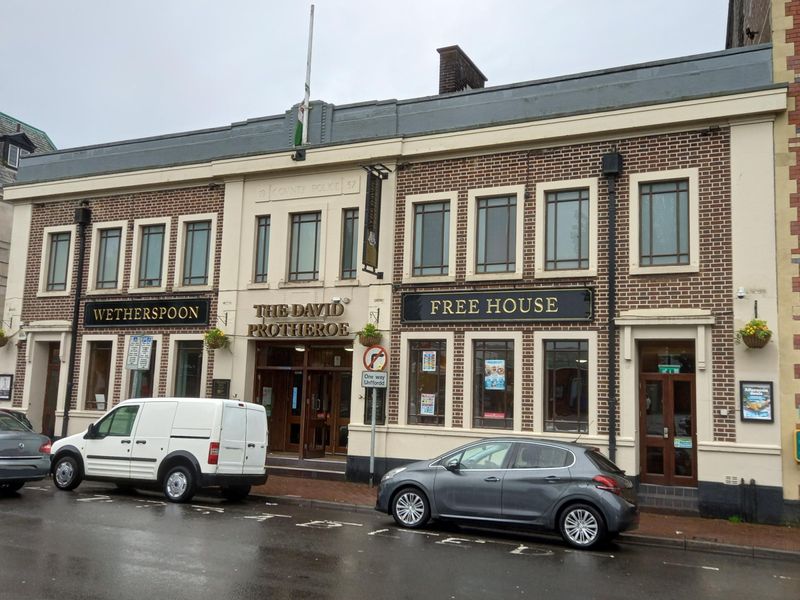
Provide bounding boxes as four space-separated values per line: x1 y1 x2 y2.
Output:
13 185 224 409
390 128 735 441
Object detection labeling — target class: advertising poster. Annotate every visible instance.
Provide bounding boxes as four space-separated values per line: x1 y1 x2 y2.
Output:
422 351 437 372
484 359 506 390
0 374 12 401
740 381 773 422
420 393 436 415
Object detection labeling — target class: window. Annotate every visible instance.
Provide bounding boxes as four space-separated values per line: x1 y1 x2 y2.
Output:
138 224 165 287
472 340 514 429
363 387 386 426
639 180 689 266
413 201 450 276
182 220 211 286
407 339 447 425
476 196 516 273
341 208 359 279
289 212 321 281
629 169 698 275
85 340 113 411
545 189 589 270
128 340 158 399
512 443 573 469
6 144 19 169
95 405 140 437
46 231 71 292
175 340 204 397
544 340 589 433
254 216 270 283
96 228 122 289
456 441 512 470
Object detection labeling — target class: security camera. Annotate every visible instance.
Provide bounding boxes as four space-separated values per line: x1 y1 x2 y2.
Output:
736 287 746 299
331 297 342 304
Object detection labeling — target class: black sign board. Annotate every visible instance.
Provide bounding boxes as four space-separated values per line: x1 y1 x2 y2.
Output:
85 299 210 328
402 288 593 323
362 172 381 271
212 379 231 399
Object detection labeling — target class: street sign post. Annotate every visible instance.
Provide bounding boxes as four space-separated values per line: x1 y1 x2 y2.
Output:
361 371 388 388
363 345 388 487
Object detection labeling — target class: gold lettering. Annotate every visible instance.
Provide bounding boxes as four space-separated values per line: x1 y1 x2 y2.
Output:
340 323 350 336
268 324 281 337
429 300 442 315
159 307 168 319
123 308 133 321
177 306 188 319
442 300 454 315
247 324 258 337
329 303 345 317
189 306 199 319
167 307 177 319
314 323 325 336
455 299 467 314
468 299 480 314
114 308 123 320
546 297 559 313
291 304 305 317
254 304 265 318
133 308 142 320
486 298 501 314
307 303 323 317
143 307 151 320
277 304 289 318
93 308 104 321
502 298 517 314
518 298 532 314
534 298 544 312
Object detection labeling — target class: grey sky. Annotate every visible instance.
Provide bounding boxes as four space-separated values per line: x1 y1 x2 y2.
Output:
1 0 729 150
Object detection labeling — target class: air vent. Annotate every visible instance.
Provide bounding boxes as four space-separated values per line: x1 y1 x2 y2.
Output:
724 475 741 485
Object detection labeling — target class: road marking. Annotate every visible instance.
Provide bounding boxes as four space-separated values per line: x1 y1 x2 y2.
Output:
510 544 555 557
264 502 278 506
191 505 225 515
25 486 50 492
773 574 795 581
397 529 439 537
135 500 167 509
244 513 292 522
663 561 720 571
436 536 485 548
76 495 112 503
296 519 363 529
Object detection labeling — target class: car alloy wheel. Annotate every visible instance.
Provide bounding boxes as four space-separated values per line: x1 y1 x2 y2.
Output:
392 488 430 528
560 503 606 549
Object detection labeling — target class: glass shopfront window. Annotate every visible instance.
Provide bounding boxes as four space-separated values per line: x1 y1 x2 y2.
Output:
128 340 158 399
408 339 446 426
85 340 113 411
472 339 514 429
544 340 588 433
175 340 204 397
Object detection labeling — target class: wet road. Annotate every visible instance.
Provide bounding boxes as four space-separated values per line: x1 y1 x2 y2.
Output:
0 482 797 600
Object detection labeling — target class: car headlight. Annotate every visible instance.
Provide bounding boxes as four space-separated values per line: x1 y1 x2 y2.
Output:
381 466 407 482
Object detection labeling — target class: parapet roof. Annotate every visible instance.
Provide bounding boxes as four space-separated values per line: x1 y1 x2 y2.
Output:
14 44 777 186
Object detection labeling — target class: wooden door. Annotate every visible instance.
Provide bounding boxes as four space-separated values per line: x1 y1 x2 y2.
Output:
333 373 351 454
639 374 697 486
303 372 330 458
41 343 61 438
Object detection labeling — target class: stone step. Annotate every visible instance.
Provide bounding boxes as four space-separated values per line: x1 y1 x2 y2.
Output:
266 465 347 482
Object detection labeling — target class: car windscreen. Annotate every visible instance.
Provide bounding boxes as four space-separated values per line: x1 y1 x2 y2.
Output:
0 413 29 432
585 449 624 474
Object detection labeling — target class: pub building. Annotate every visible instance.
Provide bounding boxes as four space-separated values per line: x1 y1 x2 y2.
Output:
0 43 793 520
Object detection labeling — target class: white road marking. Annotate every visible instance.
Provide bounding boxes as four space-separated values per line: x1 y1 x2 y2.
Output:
25 486 50 492
397 529 440 537
436 536 483 547
663 561 720 571
296 519 363 529
135 500 167 509
773 575 796 581
76 495 112 503
191 505 225 515
510 544 555 557
368 528 390 536
243 513 292 522
264 502 278 506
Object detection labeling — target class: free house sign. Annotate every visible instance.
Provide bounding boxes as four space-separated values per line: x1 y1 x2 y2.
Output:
401 288 593 323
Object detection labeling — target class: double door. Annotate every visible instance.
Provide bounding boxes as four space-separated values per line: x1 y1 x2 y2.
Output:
639 374 697 486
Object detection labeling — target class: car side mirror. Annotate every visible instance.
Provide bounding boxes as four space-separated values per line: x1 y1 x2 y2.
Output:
84 423 96 439
444 458 460 472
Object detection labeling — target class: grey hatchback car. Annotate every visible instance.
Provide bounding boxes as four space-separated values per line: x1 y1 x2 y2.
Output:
0 413 52 493
376 438 638 549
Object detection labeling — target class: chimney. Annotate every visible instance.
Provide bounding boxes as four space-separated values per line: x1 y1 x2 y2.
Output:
437 45 487 94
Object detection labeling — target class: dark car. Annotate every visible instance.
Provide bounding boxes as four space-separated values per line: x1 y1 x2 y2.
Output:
0 413 52 493
0 408 34 431
376 438 638 549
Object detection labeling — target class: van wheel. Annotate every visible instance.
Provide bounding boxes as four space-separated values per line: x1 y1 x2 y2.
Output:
221 485 251 501
559 503 607 549
163 465 196 503
53 455 82 491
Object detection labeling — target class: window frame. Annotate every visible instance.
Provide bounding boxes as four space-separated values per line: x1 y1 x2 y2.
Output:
37 225 76 297
253 214 271 285
399 332 454 427
166 334 208 398
465 184 526 281
129 217 172 294
532 330 598 437
534 178 598 278
77 334 119 412
6 144 20 169
628 168 700 275
340 207 360 280
87 220 128 295
174 213 217 291
119 334 164 401
402 191 459 283
287 211 322 282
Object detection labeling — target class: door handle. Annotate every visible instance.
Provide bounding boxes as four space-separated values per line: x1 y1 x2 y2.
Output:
135 440 147 445
545 476 561 483
663 427 669 439
120 440 131 444
247 443 256 448
484 476 500 482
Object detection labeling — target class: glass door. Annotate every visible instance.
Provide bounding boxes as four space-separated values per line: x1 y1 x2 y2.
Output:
303 372 330 458
333 373 351 454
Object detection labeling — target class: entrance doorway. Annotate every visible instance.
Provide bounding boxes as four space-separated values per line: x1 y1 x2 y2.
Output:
42 342 61 438
638 340 697 487
254 342 352 458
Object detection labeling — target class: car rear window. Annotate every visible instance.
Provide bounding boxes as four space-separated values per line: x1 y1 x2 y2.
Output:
585 449 624 474
0 413 28 432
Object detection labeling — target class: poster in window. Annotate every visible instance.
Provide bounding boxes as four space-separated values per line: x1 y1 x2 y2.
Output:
0 374 12 401
420 393 436 415
740 381 773 422
484 359 506 390
421 351 437 373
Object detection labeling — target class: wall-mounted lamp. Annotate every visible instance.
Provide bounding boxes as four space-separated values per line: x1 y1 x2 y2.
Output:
294 345 306 352
736 287 746 299
331 297 350 305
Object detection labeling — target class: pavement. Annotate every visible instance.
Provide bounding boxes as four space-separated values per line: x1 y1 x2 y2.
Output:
252 475 800 559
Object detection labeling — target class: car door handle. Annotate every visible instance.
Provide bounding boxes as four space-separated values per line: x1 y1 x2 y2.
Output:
135 440 147 445
120 440 131 444
484 476 501 482
545 476 561 483
247 443 256 448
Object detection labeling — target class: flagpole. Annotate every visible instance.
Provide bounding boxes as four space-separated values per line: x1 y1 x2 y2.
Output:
302 4 314 146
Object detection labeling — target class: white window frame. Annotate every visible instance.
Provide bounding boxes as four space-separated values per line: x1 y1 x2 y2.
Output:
166 334 208 398
402 191 459 283
535 178 598 279
465 184 526 281
532 330 598 437
463 331 523 432
6 144 20 169
119 334 164 401
629 168 700 276
129 216 172 294
173 212 218 292
283 210 326 286
337 206 361 282
87 220 128 295
38 224 76 297
76 334 119 411
250 213 272 288
398 331 454 428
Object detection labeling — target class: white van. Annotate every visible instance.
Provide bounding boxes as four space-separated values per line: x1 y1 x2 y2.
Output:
50 397 268 503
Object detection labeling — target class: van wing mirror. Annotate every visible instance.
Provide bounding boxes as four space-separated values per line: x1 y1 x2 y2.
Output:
444 458 460 472
84 423 96 439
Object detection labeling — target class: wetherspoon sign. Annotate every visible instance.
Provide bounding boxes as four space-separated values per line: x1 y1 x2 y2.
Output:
401 288 593 323
85 299 210 327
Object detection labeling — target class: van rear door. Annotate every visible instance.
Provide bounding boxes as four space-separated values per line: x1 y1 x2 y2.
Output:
217 403 246 474
130 401 178 480
244 404 268 476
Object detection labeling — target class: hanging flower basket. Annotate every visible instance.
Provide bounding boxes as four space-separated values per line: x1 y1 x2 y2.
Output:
0 335 8 348
736 319 772 349
741 333 770 349
356 323 382 347
204 328 230 350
